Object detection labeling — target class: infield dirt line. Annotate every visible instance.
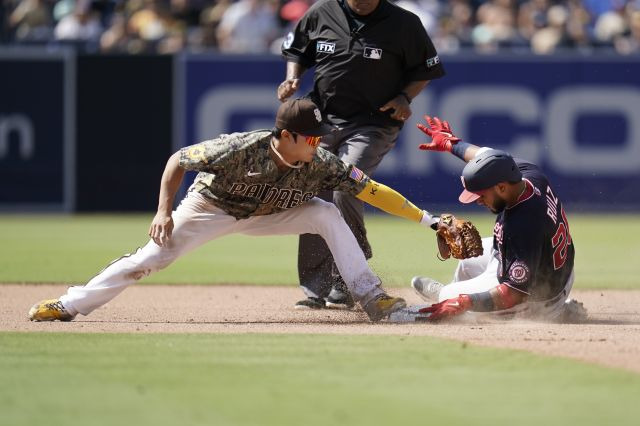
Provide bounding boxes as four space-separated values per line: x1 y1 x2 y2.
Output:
2 284 639 373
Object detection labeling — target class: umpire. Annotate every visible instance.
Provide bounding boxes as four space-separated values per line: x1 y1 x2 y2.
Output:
279 0 445 309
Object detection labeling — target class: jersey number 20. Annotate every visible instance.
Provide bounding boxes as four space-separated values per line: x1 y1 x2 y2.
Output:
551 207 572 270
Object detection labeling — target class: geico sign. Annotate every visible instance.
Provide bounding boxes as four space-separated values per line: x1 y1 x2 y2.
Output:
0 114 35 160
384 85 640 176
194 85 640 176
440 86 640 174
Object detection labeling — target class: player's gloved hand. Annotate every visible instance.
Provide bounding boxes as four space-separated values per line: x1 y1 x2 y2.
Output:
149 213 174 247
418 294 472 321
417 116 461 152
420 210 439 230
277 78 300 102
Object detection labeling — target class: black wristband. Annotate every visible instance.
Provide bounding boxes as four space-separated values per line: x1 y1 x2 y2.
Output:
469 291 496 312
450 141 472 160
399 91 412 104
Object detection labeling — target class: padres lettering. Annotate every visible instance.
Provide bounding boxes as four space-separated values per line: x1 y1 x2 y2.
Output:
229 183 314 208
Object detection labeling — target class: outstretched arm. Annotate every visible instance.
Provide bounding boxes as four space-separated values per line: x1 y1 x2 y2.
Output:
355 179 438 228
419 283 527 321
148 151 185 246
417 116 488 162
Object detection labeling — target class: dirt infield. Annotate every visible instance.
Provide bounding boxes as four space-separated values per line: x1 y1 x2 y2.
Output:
2 284 639 373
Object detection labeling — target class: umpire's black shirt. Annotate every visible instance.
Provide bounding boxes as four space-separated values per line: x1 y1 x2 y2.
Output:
281 0 445 127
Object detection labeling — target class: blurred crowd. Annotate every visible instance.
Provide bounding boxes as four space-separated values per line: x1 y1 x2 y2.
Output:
1 0 640 55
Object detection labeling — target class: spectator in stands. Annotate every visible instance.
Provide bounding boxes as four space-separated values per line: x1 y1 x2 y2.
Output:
54 0 103 42
9 0 52 42
431 14 462 53
170 0 203 27
530 4 569 54
395 0 439 32
128 0 172 45
582 0 620 17
472 0 517 51
53 0 75 24
3 0 640 55
563 0 591 50
615 6 640 53
445 0 476 49
216 0 279 53
100 11 131 52
517 0 550 44
188 0 232 50
594 9 627 46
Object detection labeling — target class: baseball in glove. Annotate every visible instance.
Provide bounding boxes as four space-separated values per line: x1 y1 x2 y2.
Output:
435 213 483 260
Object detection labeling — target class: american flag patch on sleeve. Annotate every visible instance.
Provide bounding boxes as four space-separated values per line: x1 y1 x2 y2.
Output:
349 166 365 182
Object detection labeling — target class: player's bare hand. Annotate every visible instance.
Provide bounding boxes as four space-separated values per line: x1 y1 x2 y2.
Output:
417 115 461 152
277 78 300 102
379 95 411 122
149 213 174 246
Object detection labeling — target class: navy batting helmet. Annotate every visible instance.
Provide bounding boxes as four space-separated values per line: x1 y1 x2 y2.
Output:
459 149 522 203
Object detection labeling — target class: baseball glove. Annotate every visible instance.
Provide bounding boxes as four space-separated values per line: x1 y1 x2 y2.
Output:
436 213 483 260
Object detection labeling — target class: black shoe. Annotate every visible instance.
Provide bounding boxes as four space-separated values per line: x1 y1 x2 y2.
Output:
325 287 355 310
294 297 326 310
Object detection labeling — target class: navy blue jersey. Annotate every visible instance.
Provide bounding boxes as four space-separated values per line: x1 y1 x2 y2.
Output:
493 160 575 301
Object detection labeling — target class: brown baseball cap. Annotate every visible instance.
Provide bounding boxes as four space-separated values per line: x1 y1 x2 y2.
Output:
275 98 335 136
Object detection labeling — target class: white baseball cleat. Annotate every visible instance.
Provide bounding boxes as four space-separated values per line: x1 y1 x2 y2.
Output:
411 276 444 302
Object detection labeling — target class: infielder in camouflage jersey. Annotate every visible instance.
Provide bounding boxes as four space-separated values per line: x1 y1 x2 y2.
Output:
28 99 439 323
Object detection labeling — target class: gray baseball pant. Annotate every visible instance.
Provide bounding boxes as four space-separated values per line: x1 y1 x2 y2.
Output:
297 123 400 299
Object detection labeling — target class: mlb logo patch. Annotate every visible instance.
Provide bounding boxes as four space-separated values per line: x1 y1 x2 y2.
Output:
317 41 336 53
363 47 382 60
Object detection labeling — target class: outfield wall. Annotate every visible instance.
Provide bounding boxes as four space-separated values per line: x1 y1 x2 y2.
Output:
1 50 639 211
0 48 75 212
180 53 640 211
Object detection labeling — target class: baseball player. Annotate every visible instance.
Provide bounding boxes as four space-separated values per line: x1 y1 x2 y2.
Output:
28 99 439 323
404 116 584 322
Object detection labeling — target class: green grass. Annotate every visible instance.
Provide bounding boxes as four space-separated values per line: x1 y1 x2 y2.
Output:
2 332 639 426
0 213 638 288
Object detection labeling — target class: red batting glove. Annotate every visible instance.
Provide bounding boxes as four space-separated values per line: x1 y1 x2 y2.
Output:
418 294 472 321
417 115 461 152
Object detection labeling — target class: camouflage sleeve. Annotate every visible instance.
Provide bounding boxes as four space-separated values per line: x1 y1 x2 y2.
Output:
179 138 230 173
318 150 369 195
